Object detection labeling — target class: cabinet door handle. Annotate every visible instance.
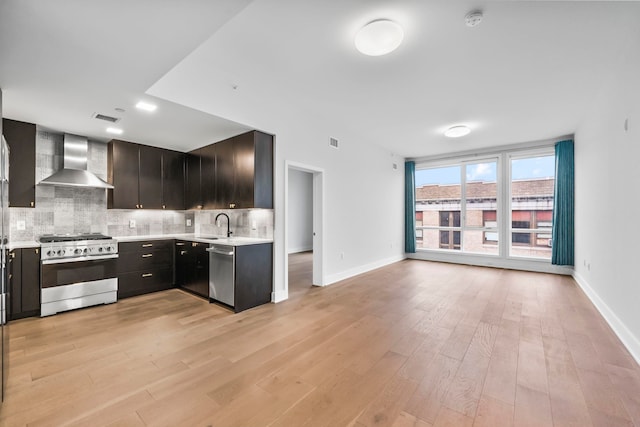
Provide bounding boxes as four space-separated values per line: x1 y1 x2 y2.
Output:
142 273 153 278
176 243 185 246
140 204 143 209
142 244 153 248
180 250 187 255
141 253 153 258
30 201 34 207
229 203 236 209
136 204 139 209
10 252 15 259
162 205 166 209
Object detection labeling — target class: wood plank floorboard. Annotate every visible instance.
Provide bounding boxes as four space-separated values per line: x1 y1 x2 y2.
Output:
1 256 639 426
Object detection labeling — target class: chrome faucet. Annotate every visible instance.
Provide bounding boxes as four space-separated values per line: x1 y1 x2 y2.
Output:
215 213 233 238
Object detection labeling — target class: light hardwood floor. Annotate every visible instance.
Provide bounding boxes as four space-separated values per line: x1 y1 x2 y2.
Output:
2 258 640 426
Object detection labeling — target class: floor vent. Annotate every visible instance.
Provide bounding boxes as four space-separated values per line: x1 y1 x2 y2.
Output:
92 113 120 123
329 137 339 149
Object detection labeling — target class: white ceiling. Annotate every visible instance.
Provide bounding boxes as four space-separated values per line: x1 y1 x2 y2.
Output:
2 1 640 156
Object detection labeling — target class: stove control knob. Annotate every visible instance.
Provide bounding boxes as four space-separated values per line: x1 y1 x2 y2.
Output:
83 248 88 254
98 247 103 253
57 249 65 256
47 250 55 257
104 246 112 252
74 248 82 255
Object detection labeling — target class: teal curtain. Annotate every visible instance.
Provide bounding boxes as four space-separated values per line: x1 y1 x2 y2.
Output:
552 140 574 265
405 161 416 253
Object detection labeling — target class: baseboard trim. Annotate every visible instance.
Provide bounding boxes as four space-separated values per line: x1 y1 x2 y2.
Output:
272 289 288 303
408 251 573 275
572 271 640 365
287 246 313 254
325 254 406 286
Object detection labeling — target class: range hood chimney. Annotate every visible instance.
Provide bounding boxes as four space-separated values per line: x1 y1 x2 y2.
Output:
38 134 113 189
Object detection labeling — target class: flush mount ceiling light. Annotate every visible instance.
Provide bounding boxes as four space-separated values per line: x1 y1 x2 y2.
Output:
106 127 123 135
135 101 157 112
444 125 471 138
355 19 404 56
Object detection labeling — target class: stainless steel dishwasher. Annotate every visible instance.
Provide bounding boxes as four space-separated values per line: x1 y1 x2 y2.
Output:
207 244 235 307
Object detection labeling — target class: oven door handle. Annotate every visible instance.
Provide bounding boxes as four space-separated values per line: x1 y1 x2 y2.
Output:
41 253 119 265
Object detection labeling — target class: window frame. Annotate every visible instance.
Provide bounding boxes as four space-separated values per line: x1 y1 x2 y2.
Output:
414 156 500 255
413 144 557 264
507 148 556 259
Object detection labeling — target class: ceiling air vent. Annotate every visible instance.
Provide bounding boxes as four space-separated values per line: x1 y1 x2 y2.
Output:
92 113 120 123
329 137 339 149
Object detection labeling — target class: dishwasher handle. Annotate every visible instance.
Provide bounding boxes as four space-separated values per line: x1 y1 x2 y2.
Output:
206 247 234 256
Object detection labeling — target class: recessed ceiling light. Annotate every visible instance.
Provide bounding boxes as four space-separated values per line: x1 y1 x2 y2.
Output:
444 125 471 138
106 127 123 135
136 101 157 112
355 19 404 56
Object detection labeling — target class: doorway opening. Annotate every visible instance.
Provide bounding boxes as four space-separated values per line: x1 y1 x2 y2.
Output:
285 162 324 299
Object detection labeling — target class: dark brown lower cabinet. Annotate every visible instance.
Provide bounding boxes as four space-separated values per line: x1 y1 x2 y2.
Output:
116 240 174 299
9 247 41 320
175 240 209 299
233 243 273 312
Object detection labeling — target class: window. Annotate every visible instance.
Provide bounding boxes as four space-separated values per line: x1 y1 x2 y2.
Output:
414 160 498 255
439 211 460 250
415 165 461 252
510 154 555 259
483 211 498 243
414 147 556 263
463 161 499 255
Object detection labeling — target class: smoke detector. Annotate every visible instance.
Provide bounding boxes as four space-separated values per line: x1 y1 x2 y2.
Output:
465 11 483 28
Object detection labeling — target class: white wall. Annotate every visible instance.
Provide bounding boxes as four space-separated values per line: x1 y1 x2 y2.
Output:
287 169 313 253
574 27 640 362
149 62 406 303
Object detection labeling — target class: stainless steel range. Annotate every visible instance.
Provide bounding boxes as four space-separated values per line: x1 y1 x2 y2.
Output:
39 233 118 316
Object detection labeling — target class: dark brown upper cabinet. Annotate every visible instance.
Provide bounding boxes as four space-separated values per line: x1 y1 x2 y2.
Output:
2 118 36 208
185 151 202 210
185 144 216 210
108 139 183 210
162 150 185 210
138 145 163 209
201 143 216 209
215 130 273 209
214 137 235 208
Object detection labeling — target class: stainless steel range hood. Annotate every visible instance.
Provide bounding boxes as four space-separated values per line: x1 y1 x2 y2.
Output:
39 134 113 189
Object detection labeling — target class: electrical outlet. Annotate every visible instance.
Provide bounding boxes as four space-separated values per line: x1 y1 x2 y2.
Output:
251 220 257 230
186 219 192 227
17 220 26 231
129 219 136 228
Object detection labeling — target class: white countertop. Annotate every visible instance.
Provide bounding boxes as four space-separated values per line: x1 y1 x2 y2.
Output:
8 240 41 250
114 234 272 246
7 234 273 250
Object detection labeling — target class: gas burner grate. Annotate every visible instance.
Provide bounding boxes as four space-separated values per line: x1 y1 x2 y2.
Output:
38 233 112 243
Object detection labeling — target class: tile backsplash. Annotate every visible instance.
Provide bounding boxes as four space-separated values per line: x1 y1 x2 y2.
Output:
195 209 274 240
9 128 273 242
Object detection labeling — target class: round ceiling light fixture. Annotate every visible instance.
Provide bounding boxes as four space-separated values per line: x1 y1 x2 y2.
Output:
355 19 404 56
465 10 483 28
444 125 471 138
